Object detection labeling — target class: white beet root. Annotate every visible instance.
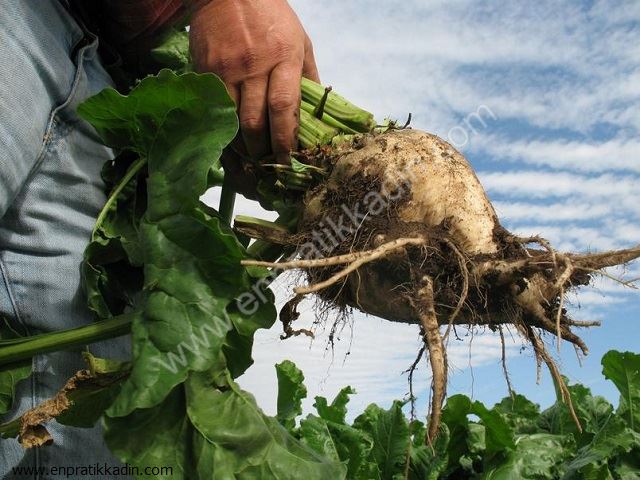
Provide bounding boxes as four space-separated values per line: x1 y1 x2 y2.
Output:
243 128 640 442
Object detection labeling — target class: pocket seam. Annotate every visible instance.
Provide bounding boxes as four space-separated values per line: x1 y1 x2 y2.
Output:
19 35 99 196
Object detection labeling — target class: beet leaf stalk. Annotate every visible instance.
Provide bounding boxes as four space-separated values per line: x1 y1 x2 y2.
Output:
0 313 134 367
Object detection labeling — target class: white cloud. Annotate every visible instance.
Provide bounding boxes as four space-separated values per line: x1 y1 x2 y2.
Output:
508 224 624 251
473 136 640 173
479 170 640 204
492 200 613 223
585 268 640 294
291 0 640 135
565 289 628 308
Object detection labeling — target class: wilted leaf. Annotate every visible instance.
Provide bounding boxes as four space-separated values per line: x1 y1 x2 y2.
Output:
3 366 129 447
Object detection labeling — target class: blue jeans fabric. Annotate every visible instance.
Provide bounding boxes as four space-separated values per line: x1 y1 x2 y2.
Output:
0 1 131 477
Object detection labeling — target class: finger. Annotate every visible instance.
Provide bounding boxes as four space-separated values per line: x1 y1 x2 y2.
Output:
302 37 320 83
268 62 303 164
226 82 241 111
239 78 270 160
225 84 248 159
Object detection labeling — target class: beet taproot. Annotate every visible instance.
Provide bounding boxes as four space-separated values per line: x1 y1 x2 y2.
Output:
242 127 640 443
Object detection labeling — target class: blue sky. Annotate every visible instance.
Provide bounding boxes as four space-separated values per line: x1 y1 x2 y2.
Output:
204 0 639 419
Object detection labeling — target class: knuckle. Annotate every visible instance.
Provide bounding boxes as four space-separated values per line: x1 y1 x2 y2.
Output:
270 37 294 60
268 90 297 113
239 49 261 73
212 56 234 75
240 115 264 133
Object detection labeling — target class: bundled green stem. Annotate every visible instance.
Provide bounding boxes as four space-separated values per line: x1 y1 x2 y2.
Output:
301 100 359 134
301 77 376 132
299 109 339 148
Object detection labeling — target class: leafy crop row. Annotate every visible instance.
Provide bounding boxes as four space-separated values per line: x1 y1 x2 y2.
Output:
273 351 640 479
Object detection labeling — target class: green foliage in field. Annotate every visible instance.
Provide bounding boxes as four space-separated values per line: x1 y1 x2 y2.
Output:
277 354 640 479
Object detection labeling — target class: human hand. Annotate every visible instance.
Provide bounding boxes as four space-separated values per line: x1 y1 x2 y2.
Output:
190 0 320 165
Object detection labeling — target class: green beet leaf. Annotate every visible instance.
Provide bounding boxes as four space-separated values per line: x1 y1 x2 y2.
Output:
483 433 573 479
151 28 192 72
352 401 411 479
471 399 515 456
104 386 195 480
441 394 515 475
562 413 639 479
441 394 476 473
79 70 248 416
539 380 616 448
108 209 248 415
77 70 236 160
82 151 146 319
301 385 379 479
602 350 640 432
301 414 378 479
298 415 343 464
314 386 356 424
223 296 277 379
405 421 449 480
611 449 640 478
276 360 308 431
185 371 347 479
493 393 540 434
